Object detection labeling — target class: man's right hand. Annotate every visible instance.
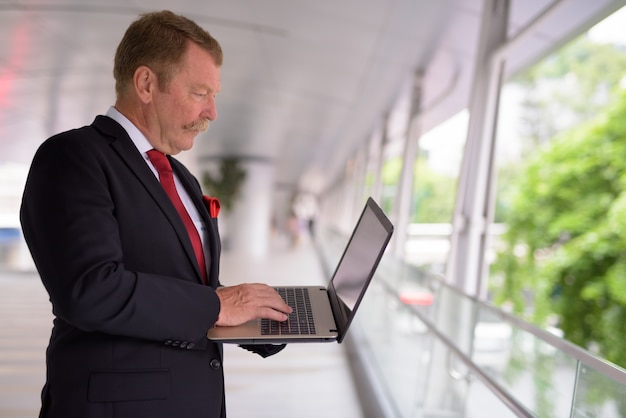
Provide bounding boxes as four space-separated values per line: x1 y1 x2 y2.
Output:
214 283 293 327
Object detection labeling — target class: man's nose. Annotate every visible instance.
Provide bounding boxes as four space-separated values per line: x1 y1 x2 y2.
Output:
204 99 217 121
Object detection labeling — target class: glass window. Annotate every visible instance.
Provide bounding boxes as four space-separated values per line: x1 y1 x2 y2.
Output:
489 6 626 369
405 111 468 272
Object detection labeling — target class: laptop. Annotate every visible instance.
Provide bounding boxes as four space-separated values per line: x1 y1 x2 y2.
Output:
207 197 394 344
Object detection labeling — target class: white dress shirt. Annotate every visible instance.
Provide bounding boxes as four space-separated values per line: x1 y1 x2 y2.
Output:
105 107 208 251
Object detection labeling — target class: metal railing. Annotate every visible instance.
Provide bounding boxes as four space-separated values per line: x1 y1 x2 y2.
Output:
378 279 535 417
316 227 626 418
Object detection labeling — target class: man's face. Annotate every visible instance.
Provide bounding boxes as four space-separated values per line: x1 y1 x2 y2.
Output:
151 42 221 155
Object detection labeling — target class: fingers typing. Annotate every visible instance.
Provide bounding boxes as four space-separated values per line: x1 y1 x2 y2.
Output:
215 284 292 327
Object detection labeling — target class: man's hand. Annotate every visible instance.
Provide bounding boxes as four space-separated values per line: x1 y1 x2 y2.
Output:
215 284 293 327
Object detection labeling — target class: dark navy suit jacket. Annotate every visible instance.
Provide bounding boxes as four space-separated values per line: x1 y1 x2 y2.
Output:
20 115 243 417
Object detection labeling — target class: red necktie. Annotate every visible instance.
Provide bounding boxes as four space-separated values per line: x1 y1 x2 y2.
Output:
147 150 207 284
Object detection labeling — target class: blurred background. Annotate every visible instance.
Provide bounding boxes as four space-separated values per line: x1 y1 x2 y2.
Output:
3 0 626 417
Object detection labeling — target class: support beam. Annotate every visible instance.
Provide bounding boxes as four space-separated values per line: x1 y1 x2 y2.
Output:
391 70 424 258
371 116 388 206
445 0 509 298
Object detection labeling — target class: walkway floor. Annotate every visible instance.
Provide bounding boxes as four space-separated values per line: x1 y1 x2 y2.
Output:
0 234 363 417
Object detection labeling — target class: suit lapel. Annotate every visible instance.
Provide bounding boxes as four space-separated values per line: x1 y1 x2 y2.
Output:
171 158 221 288
92 116 205 284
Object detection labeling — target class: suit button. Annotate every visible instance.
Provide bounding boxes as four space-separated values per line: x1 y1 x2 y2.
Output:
172 340 181 347
186 342 195 349
210 359 221 370
180 341 188 348
164 340 173 346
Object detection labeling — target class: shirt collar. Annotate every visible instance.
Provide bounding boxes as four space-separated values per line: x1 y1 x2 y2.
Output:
105 106 153 156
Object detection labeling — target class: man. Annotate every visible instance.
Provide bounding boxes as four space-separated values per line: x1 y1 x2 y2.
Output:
20 10 291 418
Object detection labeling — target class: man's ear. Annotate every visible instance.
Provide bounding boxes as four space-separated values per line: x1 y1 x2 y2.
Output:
134 66 155 104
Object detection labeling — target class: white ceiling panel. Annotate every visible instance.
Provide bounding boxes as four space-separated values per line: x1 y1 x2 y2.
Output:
0 0 624 194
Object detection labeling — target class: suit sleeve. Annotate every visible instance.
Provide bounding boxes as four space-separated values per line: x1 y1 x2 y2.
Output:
20 132 219 348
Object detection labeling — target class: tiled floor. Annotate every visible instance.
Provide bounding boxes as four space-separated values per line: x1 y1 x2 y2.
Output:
0 234 363 417
0 271 51 417
219 235 363 417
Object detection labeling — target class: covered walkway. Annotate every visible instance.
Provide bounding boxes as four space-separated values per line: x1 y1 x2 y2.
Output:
3 226 626 417
0 233 364 418
3 1 626 417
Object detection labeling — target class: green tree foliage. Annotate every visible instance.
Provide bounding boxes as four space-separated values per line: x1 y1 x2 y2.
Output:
493 91 626 367
411 154 456 223
380 154 457 223
513 36 626 149
380 156 402 215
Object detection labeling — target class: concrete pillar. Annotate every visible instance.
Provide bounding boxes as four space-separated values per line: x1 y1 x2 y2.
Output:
199 156 275 258
227 159 275 258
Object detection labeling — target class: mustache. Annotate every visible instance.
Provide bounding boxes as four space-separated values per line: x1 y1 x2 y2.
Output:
184 118 210 132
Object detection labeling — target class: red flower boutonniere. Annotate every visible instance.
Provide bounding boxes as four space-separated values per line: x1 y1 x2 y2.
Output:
203 196 221 218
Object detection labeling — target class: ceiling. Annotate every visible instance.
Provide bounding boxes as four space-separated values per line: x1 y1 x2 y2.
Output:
1 0 624 195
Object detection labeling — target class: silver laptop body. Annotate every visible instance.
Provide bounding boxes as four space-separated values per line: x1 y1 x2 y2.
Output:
207 197 393 344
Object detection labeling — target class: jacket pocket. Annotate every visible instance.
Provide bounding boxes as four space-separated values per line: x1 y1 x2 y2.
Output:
88 369 170 402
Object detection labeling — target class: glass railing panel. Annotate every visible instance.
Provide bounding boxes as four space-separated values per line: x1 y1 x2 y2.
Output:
572 363 626 418
428 283 478 360
378 261 438 327
355 278 525 418
356 280 433 417
464 372 521 418
316 227 347 266
471 305 578 417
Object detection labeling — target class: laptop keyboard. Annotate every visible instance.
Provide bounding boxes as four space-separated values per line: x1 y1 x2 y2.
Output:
261 287 317 335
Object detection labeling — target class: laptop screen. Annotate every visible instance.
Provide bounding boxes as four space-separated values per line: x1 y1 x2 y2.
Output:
329 198 393 340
